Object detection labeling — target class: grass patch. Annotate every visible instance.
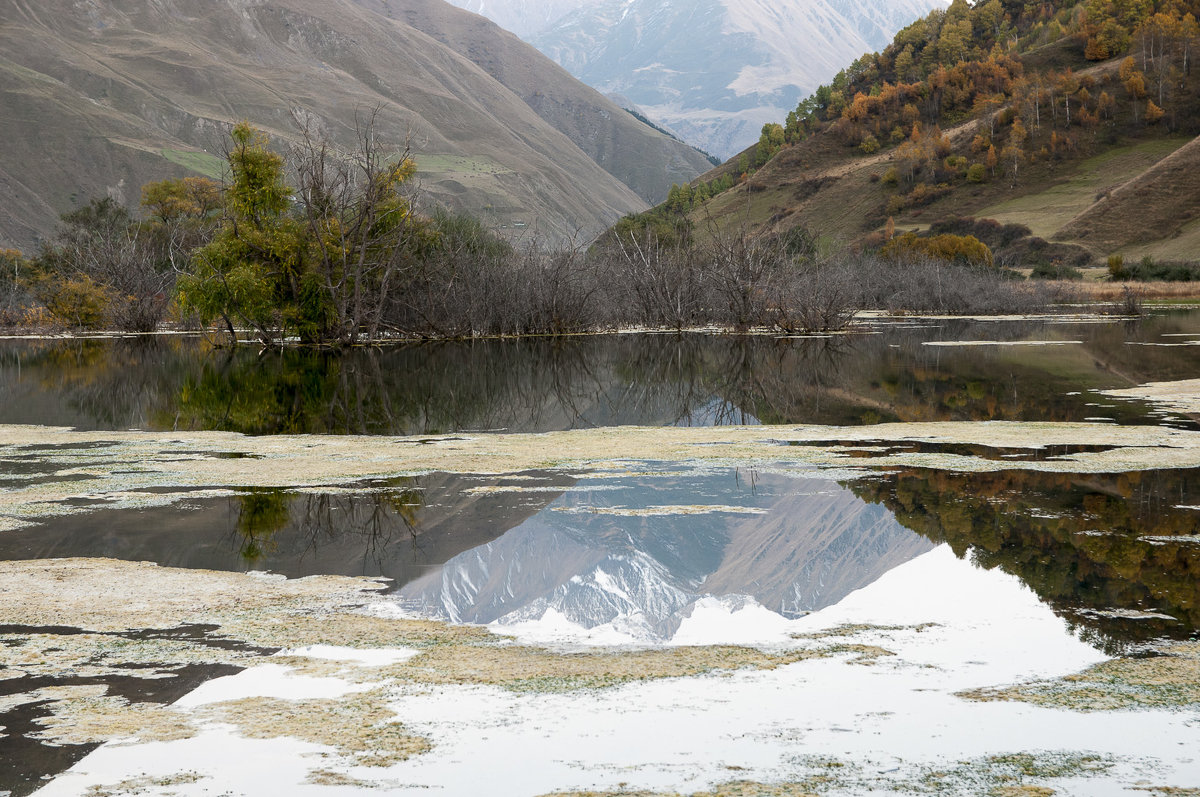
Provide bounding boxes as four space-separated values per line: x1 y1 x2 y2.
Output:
960 641 1200 711
976 137 1190 239
205 690 431 768
161 149 224 180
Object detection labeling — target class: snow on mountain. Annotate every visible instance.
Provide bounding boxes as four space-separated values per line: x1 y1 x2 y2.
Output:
449 0 947 158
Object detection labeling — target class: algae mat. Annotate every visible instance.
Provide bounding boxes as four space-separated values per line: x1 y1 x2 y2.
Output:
3 420 1200 531
9 552 1200 796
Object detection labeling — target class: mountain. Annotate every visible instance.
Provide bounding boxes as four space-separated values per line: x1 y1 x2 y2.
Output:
361 0 716 206
443 0 586 38
672 0 1200 264
0 0 708 251
523 0 947 159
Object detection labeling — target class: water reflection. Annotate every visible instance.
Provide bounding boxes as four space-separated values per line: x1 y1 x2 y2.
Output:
851 468 1200 653
5 311 1200 435
398 469 933 640
0 461 1198 652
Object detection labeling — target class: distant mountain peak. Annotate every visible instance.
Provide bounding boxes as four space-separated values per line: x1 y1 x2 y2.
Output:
449 0 946 158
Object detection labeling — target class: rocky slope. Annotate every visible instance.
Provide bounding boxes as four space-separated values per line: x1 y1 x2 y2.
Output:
362 0 715 205
0 0 707 251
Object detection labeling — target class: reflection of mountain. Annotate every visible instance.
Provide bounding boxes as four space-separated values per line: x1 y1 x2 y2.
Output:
399 472 932 639
703 486 933 617
852 468 1200 653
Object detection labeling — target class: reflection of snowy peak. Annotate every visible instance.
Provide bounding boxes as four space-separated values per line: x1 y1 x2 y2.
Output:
705 485 934 617
453 0 945 158
399 472 933 641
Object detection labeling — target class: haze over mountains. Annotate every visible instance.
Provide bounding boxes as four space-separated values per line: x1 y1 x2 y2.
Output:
0 0 711 250
450 0 946 158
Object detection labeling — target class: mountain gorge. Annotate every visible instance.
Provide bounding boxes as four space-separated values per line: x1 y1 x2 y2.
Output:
0 0 709 250
451 0 946 158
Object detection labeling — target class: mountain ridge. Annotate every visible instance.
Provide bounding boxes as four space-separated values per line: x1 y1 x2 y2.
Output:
526 0 946 158
0 0 708 250
671 0 1200 263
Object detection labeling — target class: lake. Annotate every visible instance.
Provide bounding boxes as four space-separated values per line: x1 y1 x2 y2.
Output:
2 310 1200 796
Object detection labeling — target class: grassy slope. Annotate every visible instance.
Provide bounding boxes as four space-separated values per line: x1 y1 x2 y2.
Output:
1055 134 1200 257
0 0 651 250
697 111 1199 260
376 0 714 205
975 137 1190 239
689 30 1200 263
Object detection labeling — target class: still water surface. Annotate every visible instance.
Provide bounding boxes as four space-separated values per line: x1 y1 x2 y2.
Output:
3 312 1200 794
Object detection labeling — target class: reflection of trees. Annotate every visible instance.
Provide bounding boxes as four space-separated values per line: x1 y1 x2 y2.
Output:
852 468 1200 653
231 481 424 571
235 488 292 564
0 338 204 429
8 312 1200 435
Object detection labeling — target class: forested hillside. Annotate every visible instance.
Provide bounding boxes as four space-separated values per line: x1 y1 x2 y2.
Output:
675 0 1200 265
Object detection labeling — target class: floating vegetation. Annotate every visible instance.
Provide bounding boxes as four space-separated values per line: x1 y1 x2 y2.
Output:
914 752 1112 795
959 642 1200 711
27 686 196 746
0 558 843 759
7 421 1200 531
551 504 770 517
1100 379 1200 415
536 751 1113 795
378 642 821 693
203 690 431 768
82 772 206 797
922 340 1082 346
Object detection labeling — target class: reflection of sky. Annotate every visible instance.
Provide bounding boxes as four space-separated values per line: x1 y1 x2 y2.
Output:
55 544 1200 797
398 466 934 642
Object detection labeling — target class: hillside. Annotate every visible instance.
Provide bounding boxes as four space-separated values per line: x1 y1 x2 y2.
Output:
676 0 1200 264
365 0 715 204
0 0 704 251
529 0 946 158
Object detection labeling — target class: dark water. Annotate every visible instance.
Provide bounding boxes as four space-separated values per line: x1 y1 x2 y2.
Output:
4 313 1200 794
4 312 1200 435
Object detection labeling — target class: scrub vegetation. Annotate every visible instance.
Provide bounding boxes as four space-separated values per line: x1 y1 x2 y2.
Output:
0 119 1070 343
683 0 1200 267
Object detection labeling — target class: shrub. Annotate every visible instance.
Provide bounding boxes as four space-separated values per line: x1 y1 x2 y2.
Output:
1120 257 1200 281
1030 262 1082 280
857 256 1054 315
966 163 987 183
880 232 994 267
41 275 112 329
1107 254 1127 280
